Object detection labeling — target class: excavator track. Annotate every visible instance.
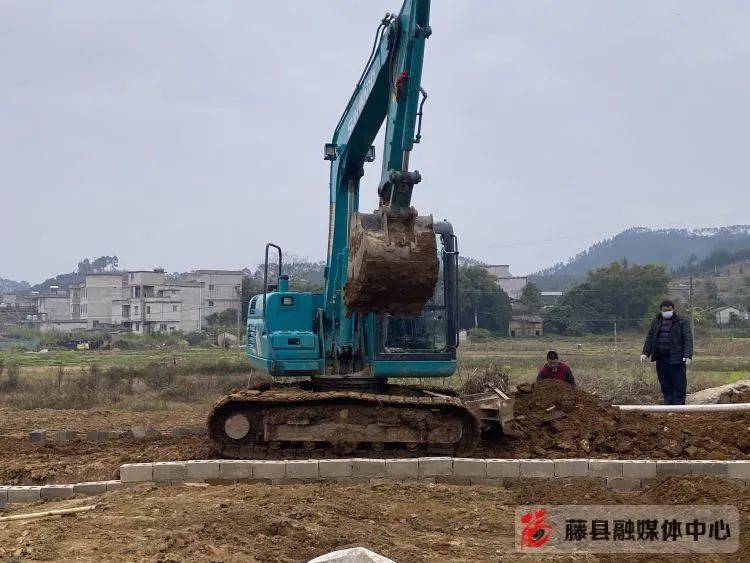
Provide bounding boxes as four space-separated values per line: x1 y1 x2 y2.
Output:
207 386 485 459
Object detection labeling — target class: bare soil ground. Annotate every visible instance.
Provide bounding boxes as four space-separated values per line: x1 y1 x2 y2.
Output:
0 404 207 435
0 478 747 562
1 379 749 485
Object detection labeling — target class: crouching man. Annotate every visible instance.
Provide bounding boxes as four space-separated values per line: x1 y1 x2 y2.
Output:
641 299 693 405
537 351 575 386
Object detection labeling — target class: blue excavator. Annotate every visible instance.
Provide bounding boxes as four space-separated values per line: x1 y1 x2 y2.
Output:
208 0 515 457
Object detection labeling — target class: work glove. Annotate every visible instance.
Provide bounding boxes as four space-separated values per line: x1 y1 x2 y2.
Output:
683 358 692 365
640 354 648 363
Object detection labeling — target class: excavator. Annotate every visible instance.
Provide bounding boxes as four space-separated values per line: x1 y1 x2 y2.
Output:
208 0 515 458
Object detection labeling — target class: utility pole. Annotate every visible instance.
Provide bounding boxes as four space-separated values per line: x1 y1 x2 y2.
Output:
689 276 695 333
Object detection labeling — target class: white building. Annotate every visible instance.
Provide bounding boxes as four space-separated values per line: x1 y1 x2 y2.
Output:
715 306 748 326
112 270 202 334
483 265 528 300
180 270 243 321
70 274 123 329
30 287 70 321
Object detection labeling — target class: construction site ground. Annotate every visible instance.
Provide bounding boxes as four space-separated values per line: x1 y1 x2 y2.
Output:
0 478 748 561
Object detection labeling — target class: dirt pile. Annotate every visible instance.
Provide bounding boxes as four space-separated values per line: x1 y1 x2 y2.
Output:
489 379 750 459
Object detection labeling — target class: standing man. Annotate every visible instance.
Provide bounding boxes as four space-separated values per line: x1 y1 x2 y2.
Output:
641 299 693 405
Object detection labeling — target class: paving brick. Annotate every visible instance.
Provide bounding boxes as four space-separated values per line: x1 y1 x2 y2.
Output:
419 457 453 478
622 461 657 479
518 459 555 478
131 426 147 439
486 459 520 478
28 430 45 442
185 460 221 480
252 460 286 479
385 459 419 479
319 459 353 478
690 461 727 477
607 478 643 492
41 484 75 500
656 461 692 476
588 460 623 478
120 463 153 483
353 459 386 478
453 458 487 478
73 482 108 495
286 460 319 479
727 461 750 479
56 430 77 442
554 459 589 477
8 486 41 503
219 461 254 480
153 462 187 481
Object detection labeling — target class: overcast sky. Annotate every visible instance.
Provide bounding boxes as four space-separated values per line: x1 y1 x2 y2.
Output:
2 1 749 283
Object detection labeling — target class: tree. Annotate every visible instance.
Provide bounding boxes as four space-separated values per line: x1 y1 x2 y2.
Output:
545 261 670 335
519 282 543 310
77 256 119 274
457 266 511 334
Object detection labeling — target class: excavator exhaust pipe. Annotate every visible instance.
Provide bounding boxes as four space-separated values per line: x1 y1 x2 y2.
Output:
344 208 439 316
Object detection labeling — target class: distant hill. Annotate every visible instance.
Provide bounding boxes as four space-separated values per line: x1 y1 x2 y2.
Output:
532 226 750 291
0 277 30 294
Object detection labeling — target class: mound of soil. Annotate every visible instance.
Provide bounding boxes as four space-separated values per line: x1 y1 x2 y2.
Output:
487 379 750 459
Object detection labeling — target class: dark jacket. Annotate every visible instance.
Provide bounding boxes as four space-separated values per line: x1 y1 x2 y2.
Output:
536 362 575 386
642 312 693 364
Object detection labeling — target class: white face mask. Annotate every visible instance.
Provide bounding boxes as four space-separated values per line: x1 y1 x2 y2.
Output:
661 311 674 319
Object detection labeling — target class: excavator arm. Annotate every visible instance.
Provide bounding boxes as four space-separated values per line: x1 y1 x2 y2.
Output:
324 0 437 353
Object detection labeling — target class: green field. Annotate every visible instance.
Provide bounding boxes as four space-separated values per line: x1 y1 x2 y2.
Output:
1 333 748 406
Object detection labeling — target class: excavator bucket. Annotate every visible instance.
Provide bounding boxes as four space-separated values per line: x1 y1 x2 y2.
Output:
344 210 439 316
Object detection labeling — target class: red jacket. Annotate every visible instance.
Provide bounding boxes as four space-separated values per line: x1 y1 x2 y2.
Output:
536 362 575 385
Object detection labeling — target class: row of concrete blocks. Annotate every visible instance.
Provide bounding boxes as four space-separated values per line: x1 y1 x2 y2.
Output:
0 481 127 506
120 458 750 491
28 426 207 443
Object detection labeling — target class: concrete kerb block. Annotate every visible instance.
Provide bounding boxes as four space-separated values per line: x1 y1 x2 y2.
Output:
519 459 555 478
554 459 589 478
453 458 487 478
352 459 386 478
0 486 8 506
171 427 191 438
152 462 187 482
252 460 286 480
419 457 454 478
621 461 657 479
185 460 221 480
56 430 77 443
41 484 75 500
105 480 127 492
7 486 41 503
319 459 353 478
588 460 623 478
486 459 520 478
219 460 254 480
28 430 45 442
130 426 147 439
656 460 692 476
385 459 419 479
727 461 750 479
73 481 109 495
120 463 154 483
690 461 728 477
189 426 207 436
286 460 320 479
85 431 106 442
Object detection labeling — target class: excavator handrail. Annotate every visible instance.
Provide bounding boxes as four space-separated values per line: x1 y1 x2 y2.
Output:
262 243 283 324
